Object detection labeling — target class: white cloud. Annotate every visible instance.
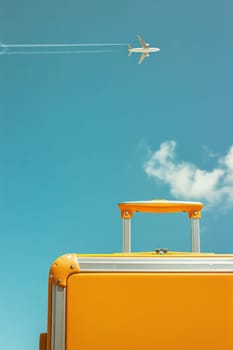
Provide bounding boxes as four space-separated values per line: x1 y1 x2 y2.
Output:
144 141 233 208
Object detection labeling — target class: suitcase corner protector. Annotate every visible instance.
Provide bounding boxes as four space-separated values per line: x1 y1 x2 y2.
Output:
49 253 80 287
39 332 47 350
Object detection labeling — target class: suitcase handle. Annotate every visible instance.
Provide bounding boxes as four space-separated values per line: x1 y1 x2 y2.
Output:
118 200 204 253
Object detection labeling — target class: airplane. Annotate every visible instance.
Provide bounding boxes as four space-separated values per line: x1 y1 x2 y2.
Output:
128 35 160 64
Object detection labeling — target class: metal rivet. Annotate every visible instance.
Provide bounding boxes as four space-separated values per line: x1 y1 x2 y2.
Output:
70 264 75 269
49 274 53 279
193 211 197 216
57 278 61 284
125 211 129 216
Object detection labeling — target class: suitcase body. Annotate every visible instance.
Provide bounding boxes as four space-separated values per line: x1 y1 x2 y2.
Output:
40 201 233 350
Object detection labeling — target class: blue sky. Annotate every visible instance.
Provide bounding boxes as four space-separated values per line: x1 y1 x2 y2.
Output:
0 0 233 349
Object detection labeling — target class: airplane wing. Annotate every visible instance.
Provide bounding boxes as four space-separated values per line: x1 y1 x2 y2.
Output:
138 53 146 64
137 35 148 49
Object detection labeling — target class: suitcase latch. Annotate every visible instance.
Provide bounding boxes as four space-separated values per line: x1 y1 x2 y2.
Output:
154 248 168 255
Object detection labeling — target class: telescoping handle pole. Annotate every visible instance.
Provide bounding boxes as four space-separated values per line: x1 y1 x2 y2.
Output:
118 200 204 253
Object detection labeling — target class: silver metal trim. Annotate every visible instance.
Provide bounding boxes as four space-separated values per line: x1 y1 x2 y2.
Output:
122 218 131 253
76 257 233 272
51 285 66 350
190 218 200 252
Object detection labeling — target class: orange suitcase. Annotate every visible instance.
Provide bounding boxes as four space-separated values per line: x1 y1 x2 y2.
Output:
39 200 233 350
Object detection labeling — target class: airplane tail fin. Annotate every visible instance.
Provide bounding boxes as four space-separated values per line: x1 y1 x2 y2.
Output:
128 44 132 56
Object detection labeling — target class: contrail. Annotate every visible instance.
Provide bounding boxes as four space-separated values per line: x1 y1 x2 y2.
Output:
3 49 112 55
0 41 127 56
4 42 127 48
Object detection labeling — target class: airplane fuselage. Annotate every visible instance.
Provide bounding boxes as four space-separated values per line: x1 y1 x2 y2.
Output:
129 47 160 54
